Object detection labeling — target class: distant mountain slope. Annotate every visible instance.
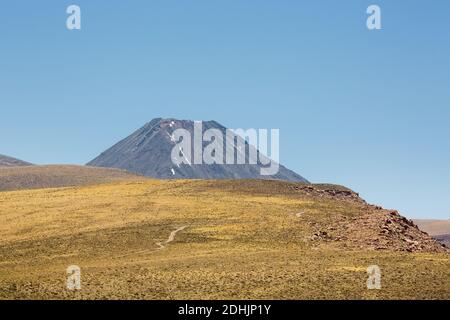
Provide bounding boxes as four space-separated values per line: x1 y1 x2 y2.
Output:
0 165 145 192
88 118 308 182
0 154 33 167
414 219 450 247
433 235 450 247
413 219 450 236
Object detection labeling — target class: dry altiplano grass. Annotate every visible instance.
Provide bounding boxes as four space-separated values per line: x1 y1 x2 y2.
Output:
0 179 448 299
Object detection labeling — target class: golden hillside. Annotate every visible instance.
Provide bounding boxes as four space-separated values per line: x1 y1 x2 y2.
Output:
0 165 145 192
0 179 448 299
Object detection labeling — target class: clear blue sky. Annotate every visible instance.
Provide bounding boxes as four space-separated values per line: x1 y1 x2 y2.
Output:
1 1 449 219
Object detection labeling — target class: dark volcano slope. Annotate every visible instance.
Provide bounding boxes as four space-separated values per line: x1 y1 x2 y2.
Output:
88 118 308 182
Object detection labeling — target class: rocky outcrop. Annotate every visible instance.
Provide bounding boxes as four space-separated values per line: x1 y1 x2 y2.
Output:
300 185 447 253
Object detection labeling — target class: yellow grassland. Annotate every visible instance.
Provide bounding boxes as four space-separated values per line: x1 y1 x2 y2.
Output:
0 180 448 299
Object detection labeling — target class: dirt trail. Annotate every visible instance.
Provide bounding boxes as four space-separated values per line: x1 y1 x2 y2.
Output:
114 226 188 258
156 226 187 250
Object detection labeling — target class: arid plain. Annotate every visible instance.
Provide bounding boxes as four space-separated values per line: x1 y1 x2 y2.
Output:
0 169 448 300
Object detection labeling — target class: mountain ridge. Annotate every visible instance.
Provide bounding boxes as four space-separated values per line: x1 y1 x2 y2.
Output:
0 165 145 192
0 154 33 167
